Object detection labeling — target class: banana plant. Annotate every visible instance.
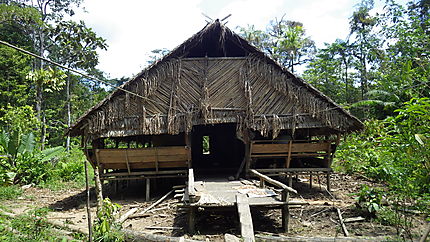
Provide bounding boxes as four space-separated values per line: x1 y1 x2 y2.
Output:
0 130 64 184
0 130 35 168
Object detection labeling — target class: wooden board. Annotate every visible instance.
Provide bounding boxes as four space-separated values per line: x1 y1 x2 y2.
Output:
101 161 187 170
86 147 188 170
236 194 255 242
251 142 331 154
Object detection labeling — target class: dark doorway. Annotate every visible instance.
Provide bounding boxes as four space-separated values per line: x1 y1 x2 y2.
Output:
191 124 244 177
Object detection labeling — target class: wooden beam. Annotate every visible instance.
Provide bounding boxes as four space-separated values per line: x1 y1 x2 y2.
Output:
281 190 290 232
125 149 131 174
188 168 195 199
255 168 332 173
100 175 186 181
188 206 196 234
244 130 251 177
101 170 187 177
337 208 349 237
249 169 297 194
185 132 192 168
141 189 174 214
119 189 174 225
236 193 255 242
146 178 150 201
286 141 293 168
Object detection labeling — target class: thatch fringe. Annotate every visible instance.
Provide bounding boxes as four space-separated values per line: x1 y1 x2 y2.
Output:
83 56 360 140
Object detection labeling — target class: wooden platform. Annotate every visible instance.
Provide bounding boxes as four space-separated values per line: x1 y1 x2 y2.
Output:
184 169 298 236
187 178 286 207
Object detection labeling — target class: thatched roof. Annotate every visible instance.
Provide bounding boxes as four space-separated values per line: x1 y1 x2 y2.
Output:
69 20 363 140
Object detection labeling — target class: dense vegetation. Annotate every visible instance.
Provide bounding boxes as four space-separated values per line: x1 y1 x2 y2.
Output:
0 0 429 240
240 0 429 210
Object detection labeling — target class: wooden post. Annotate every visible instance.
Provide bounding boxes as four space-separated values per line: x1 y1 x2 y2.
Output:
146 178 150 201
281 189 290 232
326 172 331 192
125 149 131 174
94 164 103 213
94 149 103 213
259 178 265 188
309 172 313 189
188 168 195 202
188 206 196 234
244 129 251 178
155 148 159 173
286 141 293 168
84 149 93 242
185 132 192 168
114 180 118 195
288 175 293 188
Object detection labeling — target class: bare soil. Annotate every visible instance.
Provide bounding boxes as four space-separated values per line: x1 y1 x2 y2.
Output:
5 173 428 241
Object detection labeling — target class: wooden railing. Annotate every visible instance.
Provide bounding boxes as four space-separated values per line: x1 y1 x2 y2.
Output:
86 146 188 173
251 140 333 168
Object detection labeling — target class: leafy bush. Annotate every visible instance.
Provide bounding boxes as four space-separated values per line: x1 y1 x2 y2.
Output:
54 146 86 182
93 198 124 242
0 207 73 241
0 130 64 185
355 185 385 216
335 98 430 213
0 185 22 201
0 105 40 138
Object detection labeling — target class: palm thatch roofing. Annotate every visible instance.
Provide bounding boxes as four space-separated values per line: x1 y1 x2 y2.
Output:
69 20 363 141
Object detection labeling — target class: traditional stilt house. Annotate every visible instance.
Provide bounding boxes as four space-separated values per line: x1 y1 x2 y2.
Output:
69 20 363 233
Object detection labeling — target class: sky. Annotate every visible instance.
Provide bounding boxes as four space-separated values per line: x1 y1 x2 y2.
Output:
71 0 403 79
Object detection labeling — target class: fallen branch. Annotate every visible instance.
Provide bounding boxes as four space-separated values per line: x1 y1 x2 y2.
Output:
123 229 198 241
47 216 76 220
140 190 174 214
148 205 170 213
128 213 151 219
420 223 430 242
336 208 349 237
310 207 333 217
145 226 183 230
119 189 174 224
118 207 139 224
343 217 365 223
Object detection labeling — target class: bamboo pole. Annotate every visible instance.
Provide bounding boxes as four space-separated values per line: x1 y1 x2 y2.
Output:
84 140 93 241
84 159 93 241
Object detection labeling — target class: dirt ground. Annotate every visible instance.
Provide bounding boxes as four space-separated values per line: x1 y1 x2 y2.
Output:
4 173 429 241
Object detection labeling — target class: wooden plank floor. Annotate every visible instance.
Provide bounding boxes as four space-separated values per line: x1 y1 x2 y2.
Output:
189 178 286 207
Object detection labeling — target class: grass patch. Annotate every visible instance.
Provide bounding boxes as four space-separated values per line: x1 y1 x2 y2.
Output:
0 185 23 201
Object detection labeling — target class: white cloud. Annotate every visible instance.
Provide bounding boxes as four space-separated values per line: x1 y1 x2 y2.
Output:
74 0 203 78
71 0 377 79
218 0 284 30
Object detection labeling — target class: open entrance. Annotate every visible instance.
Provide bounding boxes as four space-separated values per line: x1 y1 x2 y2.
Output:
191 123 245 177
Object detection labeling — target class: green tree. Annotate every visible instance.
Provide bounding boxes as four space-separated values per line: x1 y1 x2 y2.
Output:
48 20 107 149
0 3 41 110
239 17 316 73
349 0 382 101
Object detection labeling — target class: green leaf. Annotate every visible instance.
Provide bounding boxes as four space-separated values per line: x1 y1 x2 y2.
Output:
40 146 64 162
18 132 35 154
414 134 426 146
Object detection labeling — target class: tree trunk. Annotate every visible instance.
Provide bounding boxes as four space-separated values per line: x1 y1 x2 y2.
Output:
38 27 46 150
94 164 103 214
66 72 71 151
